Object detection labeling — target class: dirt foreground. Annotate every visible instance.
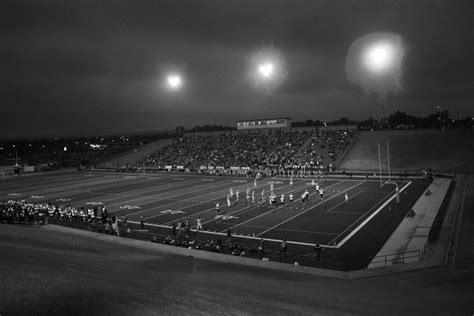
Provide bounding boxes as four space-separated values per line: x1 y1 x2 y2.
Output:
1 220 472 316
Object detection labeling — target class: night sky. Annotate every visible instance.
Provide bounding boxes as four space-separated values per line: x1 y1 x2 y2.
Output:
2 0 473 139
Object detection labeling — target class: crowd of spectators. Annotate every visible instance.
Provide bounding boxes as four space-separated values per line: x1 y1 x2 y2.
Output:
157 235 251 257
139 128 356 176
1 199 254 258
0 200 125 236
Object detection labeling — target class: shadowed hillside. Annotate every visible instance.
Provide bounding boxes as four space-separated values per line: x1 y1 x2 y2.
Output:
339 129 474 173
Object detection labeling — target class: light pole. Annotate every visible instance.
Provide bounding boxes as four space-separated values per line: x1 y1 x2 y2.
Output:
249 47 287 117
166 73 183 136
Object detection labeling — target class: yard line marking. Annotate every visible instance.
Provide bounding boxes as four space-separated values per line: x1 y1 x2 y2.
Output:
331 181 412 248
241 225 339 235
328 210 365 215
256 180 366 237
325 191 363 213
225 180 347 233
120 178 260 216
87 177 213 206
137 182 273 220
144 179 302 223
197 181 332 230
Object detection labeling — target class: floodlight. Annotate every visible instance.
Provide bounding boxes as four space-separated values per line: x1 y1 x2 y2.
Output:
167 74 182 90
258 62 274 78
363 42 395 74
248 46 287 94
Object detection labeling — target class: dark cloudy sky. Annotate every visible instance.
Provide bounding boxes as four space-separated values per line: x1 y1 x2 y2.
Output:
2 0 473 139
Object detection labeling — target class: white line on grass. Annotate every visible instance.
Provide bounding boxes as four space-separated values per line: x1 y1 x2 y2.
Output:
325 191 363 213
331 181 412 248
221 180 348 234
255 180 366 237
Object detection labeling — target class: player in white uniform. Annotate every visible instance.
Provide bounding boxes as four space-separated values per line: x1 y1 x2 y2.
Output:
227 195 231 207
196 216 203 230
280 194 285 206
289 193 294 203
345 191 349 203
319 188 324 199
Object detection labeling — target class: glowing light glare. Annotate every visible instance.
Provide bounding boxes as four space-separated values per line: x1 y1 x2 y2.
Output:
346 32 406 98
248 46 287 94
364 42 395 73
167 74 182 90
258 62 274 78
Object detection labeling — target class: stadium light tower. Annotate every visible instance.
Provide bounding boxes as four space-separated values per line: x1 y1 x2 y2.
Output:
363 41 396 75
165 73 184 135
167 74 182 91
258 62 274 79
248 47 287 115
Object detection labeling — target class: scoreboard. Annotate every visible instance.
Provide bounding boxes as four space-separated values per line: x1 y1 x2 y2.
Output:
236 118 291 130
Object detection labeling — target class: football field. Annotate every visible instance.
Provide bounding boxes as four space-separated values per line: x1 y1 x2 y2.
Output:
1 170 429 269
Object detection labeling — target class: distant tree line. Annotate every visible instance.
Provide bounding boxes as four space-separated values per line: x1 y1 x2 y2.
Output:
291 117 356 127
292 111 472 131
358 110 472 131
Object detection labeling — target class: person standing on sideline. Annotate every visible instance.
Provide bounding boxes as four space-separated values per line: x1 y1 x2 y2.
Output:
172 222 177 235
196 216 203 230
259 238 266 257
314 243 322 260
140 216 144 229
226 227 232 243
279 240 287 258
345 191 349 203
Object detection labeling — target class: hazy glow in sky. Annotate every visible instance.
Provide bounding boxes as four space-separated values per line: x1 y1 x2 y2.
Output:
2 1 472 139
167 74 182 90
363 42 396 74
346 33 406 98
248 46 288 95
